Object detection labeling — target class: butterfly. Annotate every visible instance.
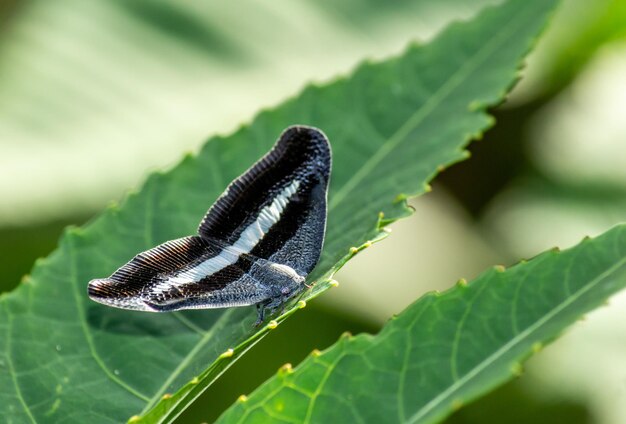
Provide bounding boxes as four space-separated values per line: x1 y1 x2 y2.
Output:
88 126 331 326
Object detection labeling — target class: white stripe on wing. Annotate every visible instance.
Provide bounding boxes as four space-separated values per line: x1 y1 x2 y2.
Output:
154 179 300 293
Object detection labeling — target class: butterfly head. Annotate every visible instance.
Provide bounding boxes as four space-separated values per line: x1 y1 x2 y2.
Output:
258 262 304 297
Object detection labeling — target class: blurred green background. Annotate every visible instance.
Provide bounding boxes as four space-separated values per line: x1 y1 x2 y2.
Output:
1 0 625 422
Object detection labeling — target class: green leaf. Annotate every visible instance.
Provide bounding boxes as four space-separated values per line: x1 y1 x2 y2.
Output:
217 225 626 424
0 0 558 423
543 0 626 94
0 0 493 226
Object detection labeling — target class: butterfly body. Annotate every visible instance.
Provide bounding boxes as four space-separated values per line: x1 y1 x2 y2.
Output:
88 126 331 325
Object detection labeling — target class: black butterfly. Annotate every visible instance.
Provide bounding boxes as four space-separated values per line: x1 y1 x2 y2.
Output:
88 126 331 325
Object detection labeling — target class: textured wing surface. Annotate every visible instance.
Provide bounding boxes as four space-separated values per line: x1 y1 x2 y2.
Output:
198 125 331 274
87 125 331 312
87 236 267 311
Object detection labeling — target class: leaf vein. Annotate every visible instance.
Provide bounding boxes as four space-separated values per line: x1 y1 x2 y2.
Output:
4 305 38 423
409 255 626 423
67 236 150 402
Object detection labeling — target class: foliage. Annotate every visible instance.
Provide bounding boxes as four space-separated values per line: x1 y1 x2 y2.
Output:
217 225 626 423
2 0 603 423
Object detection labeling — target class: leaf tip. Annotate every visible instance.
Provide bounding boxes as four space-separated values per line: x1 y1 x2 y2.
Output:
468 100 483 111
452 398 464 411
66 226 83 236
220 348 234 359
394 193 408 203
107 200 121 213
34 257 47 267
456 278 468 288
278 363 293 375
510 362 524 377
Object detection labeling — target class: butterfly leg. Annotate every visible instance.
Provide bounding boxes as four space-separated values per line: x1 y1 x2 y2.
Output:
254 294 291 327
254 299 271 327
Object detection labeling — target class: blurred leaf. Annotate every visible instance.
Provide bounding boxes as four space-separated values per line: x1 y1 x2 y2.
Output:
0 0 557 422
510 0 626 102
0 216 88 293
545 0 626 92
0 0 493 226
481 167 626 259
217 225 626 424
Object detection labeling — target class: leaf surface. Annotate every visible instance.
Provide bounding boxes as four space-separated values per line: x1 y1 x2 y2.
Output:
217 225 626 424
0 0 493 226
0 0 558 422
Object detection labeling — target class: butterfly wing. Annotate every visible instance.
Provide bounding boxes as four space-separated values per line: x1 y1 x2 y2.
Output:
88 125 331 313
198 125 331 275
88 236 271 311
